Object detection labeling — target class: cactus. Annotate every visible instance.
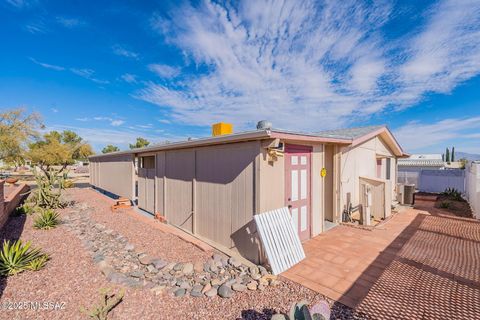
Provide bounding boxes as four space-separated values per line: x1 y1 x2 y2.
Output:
80 288 125 320
32 168 67 209
272 300 330 320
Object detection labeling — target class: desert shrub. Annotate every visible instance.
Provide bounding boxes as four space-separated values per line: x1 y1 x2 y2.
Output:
0 240 48 276
439 201 450 209
33 208 60 230
13 203 36 216
442 188 464 202
80 288 125 320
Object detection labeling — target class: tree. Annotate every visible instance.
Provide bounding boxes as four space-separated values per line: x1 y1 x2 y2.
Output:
27 130 94 178
129 137 150 149
451 146 455 162
0 108 43 167
445 147 450 163
102 145 120 154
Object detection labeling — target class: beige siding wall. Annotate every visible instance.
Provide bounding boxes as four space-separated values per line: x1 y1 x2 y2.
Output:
89 154 135 200
152 141 260 262
165 149 195 232
339 136 397 217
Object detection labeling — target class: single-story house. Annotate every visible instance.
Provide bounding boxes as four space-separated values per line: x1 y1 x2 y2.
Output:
89 124 407 263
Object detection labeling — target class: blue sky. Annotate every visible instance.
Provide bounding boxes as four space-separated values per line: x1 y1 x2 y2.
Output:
1 0 479 154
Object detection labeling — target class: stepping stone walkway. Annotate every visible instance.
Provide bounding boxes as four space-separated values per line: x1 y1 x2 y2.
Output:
63 203 277 298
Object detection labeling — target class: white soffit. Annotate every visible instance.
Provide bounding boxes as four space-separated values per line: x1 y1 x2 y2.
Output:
254 207 306 275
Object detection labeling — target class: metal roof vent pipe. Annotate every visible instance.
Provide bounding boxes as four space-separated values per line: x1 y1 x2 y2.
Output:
256 120 272 130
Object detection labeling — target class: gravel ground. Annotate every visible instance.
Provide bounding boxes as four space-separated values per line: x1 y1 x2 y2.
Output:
67 188 211 265
0 188 358 320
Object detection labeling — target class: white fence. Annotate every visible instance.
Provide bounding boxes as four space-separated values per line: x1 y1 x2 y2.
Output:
398 169 465 193
465 162 480 219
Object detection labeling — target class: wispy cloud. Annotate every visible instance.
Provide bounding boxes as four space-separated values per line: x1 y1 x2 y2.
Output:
394 117 480 152
24 21 48 34
112 45 139 60
29 57 65 71
56 16 85 28
81 116 125 127
6 0 37 9
135 0 480 131
148 64 180 78
70 68 109 84
121 73 138 83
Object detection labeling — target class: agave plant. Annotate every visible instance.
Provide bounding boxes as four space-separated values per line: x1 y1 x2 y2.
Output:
33 208 60 230
0 240 48 276
27 255 50 271
272 300 331 320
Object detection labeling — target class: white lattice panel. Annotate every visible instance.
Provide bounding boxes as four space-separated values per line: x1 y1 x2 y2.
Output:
254 207 306 275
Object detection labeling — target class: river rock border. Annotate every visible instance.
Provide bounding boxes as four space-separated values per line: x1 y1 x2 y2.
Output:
63 203 279 298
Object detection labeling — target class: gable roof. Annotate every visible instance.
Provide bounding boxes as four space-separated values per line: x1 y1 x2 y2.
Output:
315 125 385 140
90 125 407 160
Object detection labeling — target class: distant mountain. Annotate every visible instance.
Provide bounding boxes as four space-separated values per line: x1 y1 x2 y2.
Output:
456 152 480 161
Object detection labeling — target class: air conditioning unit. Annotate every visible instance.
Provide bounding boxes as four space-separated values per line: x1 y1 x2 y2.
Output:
397 184 415 205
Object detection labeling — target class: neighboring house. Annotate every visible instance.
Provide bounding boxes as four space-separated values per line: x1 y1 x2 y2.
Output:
89 124 407 263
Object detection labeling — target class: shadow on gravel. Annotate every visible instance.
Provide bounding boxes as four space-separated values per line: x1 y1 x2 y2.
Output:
238 308 276 320
0 213 27 298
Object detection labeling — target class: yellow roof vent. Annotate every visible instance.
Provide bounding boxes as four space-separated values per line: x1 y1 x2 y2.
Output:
212 122 233 136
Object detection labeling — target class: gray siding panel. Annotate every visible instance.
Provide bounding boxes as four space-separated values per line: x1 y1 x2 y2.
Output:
165 149 195 232
195 142 257 252
90 154 134 199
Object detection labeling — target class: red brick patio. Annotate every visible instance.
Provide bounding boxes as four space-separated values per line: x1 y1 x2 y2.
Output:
282 201 480 319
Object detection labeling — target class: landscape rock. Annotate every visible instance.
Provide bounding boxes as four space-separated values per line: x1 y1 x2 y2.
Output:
205 287 218 297
218 284 233 298
182 263 194 275
232 283 247 292
174 288 186 297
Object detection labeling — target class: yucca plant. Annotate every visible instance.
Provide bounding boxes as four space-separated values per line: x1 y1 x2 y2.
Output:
33 208 60 230
0 240 48 276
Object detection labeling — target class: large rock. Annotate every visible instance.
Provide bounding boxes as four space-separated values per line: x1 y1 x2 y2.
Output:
151 258 168 270
201 283 212 294
232 283 247 292
174 288 186 297
218 284 233 298
205 287 218 297
138 255 152 265
173 263 184 271
182 263 194 275
247 281 258 291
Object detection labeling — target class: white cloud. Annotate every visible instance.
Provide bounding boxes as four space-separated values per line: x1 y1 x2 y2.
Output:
121 73 137 83
394 117 480 152
91 116 125 127
112 45 139 60
70 68 109 84
110 120 125 126
24 21 47 34
76 117 89 122
51 108 58 113
56 16 85 28
135 0 480 132
29 57 65 71
6 0 36 8
148 64 180 78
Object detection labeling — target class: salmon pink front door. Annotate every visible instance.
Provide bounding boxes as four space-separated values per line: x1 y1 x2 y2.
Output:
285 144 312 241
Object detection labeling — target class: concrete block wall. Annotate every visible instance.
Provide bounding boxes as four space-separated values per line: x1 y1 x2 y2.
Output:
0 180 6 229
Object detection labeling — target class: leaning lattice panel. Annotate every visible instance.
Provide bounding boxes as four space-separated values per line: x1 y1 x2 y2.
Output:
254 207 306 275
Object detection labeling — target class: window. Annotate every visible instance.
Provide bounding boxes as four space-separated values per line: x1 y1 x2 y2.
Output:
376 159 382 178
386 158 391 180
